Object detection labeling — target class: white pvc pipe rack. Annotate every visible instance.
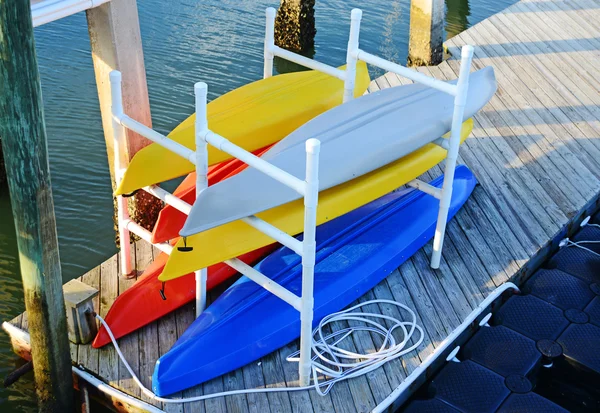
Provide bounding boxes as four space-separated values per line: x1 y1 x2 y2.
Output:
343 9 474 269
108 6 476 389
32 0 111 27
109 7 368 326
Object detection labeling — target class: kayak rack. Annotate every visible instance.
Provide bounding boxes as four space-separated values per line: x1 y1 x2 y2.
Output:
340 9 475 269
265 7 475 269
108 6 475 388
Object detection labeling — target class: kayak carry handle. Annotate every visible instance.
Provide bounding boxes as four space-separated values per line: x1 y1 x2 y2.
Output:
121 189 140 198
159 282 167 301
177 237 194 253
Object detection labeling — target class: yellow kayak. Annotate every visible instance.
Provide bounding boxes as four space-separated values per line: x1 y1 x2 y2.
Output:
159 119 473 281
116 63 371 195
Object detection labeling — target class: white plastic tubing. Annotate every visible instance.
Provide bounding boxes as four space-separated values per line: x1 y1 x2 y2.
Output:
193 78 322 387
110 49 323 387
109 4 476 390
32 0 111 27
344 9 475 270
96 298 424 402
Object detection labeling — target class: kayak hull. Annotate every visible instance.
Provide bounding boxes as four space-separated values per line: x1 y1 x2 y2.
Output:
181 67 496 236
92 244 276 348
152 165 477 396
94 147 279 348
116 63 370 196
160 118 474 281
151 144 274 244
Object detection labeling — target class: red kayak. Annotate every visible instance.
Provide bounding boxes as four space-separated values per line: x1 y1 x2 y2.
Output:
92 244 275 348
93 144 276 348
151 144 274 244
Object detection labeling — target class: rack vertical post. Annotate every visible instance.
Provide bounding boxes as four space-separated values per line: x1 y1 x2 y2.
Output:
110 71 133 276
429 45 473 268
194 82 210 317
299 138 320 386
343 9 362 103
264 8 276 78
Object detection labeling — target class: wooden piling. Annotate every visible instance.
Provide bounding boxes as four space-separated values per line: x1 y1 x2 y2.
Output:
0 0 74 410
407 0 445 66
275 0 316 53
0 144 5 187
86 0 162 238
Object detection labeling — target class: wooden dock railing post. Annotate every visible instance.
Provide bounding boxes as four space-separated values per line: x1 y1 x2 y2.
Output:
86 0 162 241
408 0 445 66
275 0 316 53
0 0 74 410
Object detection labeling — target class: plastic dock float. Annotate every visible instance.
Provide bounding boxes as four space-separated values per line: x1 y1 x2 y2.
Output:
401 211 600 412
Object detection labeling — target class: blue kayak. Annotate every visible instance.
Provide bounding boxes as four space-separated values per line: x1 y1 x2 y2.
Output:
152 165 477 396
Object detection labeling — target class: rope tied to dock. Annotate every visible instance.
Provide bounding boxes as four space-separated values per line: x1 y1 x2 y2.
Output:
97 299 423 402
559 216 600 258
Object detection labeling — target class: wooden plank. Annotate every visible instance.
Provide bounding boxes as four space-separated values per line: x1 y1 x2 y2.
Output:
157 311 183 413
98 254 119 389
385 269 436 370
367 79 381 93
489 11 600 121
398 260 448 346
479 13 600 133
241 363 271 413
559 0 600 33
347 295 393 404
117 243 141 398
77 265 101 374
416 160 484 312
277 341 322 413
170 304 206 413
462 20 600 180
319 324 360 413
370 280 411 389
223 368 251 413
442 61 561 242
515 1 600 92
136 243 163 409
460 56 588 215
356 287 411 399
261 350 294 412
458 26 600 199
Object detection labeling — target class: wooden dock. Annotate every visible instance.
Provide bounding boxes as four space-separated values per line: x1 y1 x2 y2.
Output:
4 0 600 411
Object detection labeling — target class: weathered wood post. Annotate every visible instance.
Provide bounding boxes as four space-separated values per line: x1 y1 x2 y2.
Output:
275 0 316 53
0 0 74 410
0 145 5 186
86 0 162 238
407 0 445 66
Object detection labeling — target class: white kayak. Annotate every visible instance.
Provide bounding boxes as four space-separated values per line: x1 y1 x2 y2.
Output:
180 67 496 237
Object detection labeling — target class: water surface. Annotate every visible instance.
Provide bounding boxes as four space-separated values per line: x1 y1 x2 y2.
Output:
0 0 514 409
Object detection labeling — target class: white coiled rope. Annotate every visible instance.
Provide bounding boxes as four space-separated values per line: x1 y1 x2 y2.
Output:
97 299 423 403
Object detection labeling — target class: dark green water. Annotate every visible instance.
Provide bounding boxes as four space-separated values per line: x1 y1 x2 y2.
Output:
0 0 514 410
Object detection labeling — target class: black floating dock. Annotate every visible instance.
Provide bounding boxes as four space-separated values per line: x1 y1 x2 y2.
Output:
401 212 600 413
